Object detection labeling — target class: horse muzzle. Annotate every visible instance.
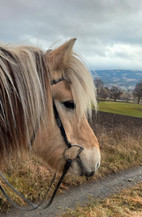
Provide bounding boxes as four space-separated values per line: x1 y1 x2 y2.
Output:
64 145 100 178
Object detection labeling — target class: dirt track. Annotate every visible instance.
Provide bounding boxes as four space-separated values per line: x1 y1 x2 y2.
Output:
1 166 142 217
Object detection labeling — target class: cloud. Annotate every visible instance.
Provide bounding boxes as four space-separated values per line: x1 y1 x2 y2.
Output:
1 0 142 70
125 78 137 82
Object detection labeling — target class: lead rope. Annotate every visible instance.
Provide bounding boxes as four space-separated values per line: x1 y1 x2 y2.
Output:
0 160 72 211
0 172 56 211
42 159 72 209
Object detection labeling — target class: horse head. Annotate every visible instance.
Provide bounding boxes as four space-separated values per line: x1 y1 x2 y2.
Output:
0 39 100 178
34 39 101 177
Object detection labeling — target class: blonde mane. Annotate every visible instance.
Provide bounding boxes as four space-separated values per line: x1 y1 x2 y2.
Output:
0 44 52 159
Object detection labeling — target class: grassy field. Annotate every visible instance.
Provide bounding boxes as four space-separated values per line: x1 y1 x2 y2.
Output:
98 101 142 118
60 182 142 217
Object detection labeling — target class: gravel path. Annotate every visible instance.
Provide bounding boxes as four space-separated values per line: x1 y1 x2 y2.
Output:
1 166 142 217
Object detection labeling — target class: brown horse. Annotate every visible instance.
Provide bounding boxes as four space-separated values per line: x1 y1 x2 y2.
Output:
0 39 100 177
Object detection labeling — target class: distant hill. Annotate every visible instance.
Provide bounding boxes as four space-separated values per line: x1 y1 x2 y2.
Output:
91 70 142 90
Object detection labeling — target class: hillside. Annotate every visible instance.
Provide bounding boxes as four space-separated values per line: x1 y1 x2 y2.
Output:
91 69 142 89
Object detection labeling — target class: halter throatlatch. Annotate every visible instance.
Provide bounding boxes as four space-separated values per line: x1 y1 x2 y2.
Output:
0 80 84 211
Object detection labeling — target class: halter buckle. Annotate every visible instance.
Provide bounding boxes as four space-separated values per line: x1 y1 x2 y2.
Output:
63 144 84 161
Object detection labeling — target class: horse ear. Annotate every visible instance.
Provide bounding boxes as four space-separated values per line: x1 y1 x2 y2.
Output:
46 38 76 71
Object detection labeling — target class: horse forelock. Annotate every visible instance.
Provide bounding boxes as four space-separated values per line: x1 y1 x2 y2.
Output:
0 44 53 161
64 54 97 119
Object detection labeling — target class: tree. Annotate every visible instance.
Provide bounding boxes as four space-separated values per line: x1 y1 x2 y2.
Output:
110 86 123 102
94 79 104 100
99 87 109 100
121 91 132 102
133 81 142 104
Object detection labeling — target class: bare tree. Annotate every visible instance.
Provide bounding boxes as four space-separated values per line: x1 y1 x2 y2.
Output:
94 79 104 100
110 86 123 102
133 81 142 104
99 87 109 100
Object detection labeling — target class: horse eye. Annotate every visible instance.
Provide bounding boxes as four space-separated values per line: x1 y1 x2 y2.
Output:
62 101 76 109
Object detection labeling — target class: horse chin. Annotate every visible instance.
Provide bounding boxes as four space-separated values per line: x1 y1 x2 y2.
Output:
68 161 83 176
68 160 93 177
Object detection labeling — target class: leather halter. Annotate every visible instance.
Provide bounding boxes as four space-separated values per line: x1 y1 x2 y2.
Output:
0 78 84 211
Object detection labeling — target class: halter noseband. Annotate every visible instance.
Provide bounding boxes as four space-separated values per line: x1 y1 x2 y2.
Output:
0 78 84 211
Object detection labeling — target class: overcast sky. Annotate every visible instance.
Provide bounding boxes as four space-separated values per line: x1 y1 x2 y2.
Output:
1 0 142 70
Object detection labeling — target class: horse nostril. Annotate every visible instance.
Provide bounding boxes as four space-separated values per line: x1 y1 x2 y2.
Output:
96 162 100 169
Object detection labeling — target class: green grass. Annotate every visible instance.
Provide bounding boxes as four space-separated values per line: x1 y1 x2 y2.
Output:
98 101 142 118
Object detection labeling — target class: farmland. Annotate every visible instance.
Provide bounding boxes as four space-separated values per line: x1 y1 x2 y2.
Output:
98 101 142 118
